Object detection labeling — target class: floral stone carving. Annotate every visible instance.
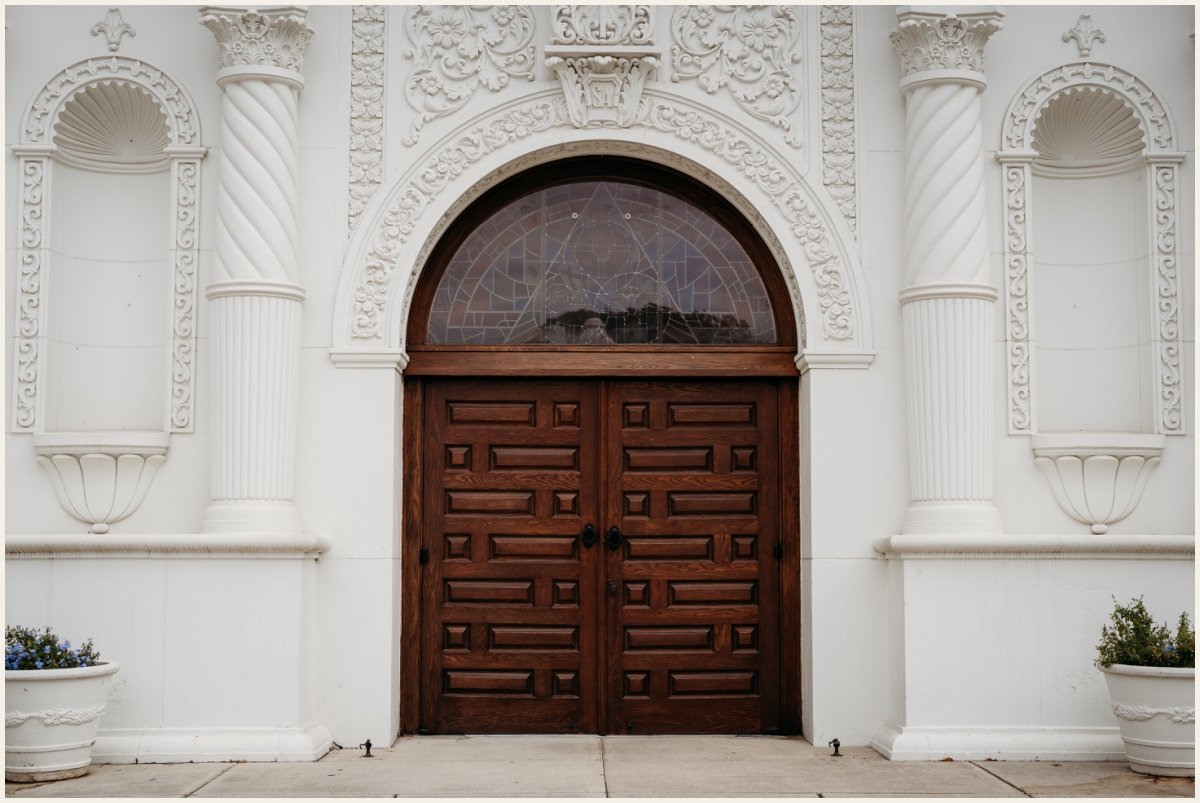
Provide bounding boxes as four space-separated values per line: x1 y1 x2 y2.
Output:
1063 14 1105 58
890 10 1003 81
545 51 660 128
348 96 858 347
670 5 803 147
200 6 313 74
403 5 535 146
90 8 136 52
820 5 856 236
348 5 385 234
552 5 653 46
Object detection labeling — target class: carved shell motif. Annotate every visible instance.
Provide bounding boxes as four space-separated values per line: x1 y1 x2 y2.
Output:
1031 87 1146 175
53 81 170 172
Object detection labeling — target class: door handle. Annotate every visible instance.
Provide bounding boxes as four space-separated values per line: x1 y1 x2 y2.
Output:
581 523 597 549
606 525 623 551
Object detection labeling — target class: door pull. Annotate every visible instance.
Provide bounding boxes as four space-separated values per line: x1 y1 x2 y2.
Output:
581 523 597 549
605 525 623 551
607 580 617 597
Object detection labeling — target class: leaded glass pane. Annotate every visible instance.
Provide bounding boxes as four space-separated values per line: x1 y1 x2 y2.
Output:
426 181 776 345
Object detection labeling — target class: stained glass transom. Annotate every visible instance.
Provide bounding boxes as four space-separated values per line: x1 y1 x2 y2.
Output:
426 181 777 345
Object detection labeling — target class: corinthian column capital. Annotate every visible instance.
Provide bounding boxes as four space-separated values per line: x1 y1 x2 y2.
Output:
890 7 1003 91
200 5 313 85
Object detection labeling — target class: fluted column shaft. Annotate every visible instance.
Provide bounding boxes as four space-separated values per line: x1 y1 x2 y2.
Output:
200 7 313 534
891 9 1004 535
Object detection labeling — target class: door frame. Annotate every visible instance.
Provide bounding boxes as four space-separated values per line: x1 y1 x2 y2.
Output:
399 370 802 735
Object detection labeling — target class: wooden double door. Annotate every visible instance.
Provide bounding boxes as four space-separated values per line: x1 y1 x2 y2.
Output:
417 378 787 734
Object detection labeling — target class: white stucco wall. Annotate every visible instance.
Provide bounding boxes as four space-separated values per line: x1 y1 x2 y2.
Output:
5 4 1193 762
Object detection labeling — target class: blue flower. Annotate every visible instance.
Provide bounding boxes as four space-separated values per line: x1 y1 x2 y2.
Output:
34 660 44 669
1165 644 1176 653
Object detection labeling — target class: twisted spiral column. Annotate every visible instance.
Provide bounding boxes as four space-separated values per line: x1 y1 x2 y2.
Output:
200 7 313 535
902 82 988 287
891 9 1004 535
214 78 301 283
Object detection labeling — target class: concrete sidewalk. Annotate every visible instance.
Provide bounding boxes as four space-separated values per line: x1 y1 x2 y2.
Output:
4 736 1195 798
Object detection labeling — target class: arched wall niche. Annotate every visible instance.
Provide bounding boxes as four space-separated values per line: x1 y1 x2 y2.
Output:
998 61 1184 534
331 90 873 369
12 56 205 533
998 62 1185 437
13 56 207 434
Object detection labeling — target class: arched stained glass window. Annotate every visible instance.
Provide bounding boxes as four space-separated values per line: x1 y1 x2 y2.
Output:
425 179 777 345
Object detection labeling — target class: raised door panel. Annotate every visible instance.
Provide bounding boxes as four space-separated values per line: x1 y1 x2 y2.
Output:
422 380 600 733
604 381 781 734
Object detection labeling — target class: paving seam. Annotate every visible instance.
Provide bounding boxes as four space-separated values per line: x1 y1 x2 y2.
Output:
601 737 610 798
183 763 238 798
969 761 1032 798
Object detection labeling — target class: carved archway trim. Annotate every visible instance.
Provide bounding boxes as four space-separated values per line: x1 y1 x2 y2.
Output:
998 62 1184 435
20 55 202 147
1001 61 1177 154
13 56 205 433
332 89 872 367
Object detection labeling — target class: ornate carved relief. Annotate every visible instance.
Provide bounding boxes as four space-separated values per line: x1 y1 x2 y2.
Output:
820 5 856 236
200 6 314 72
1113 704 1195 724
53 82 170 173
1000 62 1182 435
6 706 107 727
1063 14 1105 58
1002 163 1032 433
13 57 204 434
1004 63 1172 152
90 8 136 52
1031 88 1144 176
552 5 653 46
348 95 856 345
348 5 385 234
13 158 47 431
1153 164 1183 434
670 6 803 147
402 5 536 146
170 160 200 431
890 11 1003 79
22 56 199 146
545 53 659 128
353 101 562 339
546 6 660 128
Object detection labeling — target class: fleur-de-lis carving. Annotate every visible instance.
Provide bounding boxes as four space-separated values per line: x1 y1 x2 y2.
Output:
1062 14 1105 57
91 7 136 52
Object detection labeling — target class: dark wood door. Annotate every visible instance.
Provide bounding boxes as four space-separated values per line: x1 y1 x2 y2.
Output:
603 381 780 733
419 379 782 734
421 380 601 733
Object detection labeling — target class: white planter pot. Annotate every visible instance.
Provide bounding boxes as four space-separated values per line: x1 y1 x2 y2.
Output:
5 662 120 782
1101 664 1195 777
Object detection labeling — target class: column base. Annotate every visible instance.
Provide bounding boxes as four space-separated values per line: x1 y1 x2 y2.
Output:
201 501 304 536
870 720 1124 762
901 502 1003 535
94 723 333 764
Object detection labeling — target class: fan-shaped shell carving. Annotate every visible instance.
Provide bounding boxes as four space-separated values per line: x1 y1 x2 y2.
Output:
1031 88 1145 176
53 81 170 173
